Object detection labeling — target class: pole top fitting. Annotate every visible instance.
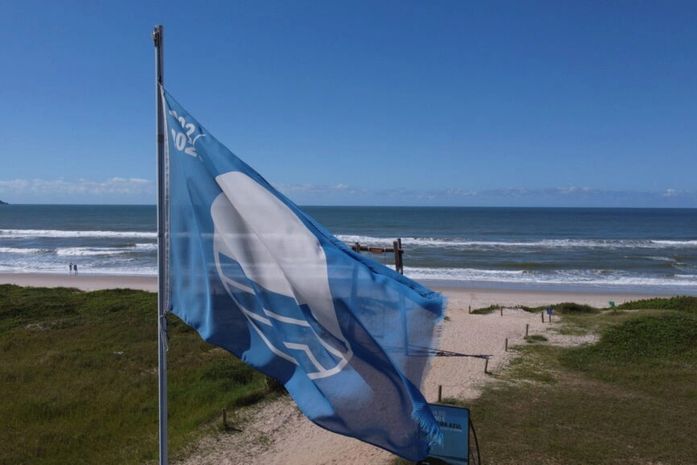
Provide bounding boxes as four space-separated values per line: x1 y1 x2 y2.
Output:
152 25 162 46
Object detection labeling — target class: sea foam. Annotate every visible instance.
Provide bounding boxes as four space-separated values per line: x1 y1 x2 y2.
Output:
0 247 46 254
403 266 697 287
0 229 156 239
336 235 697 250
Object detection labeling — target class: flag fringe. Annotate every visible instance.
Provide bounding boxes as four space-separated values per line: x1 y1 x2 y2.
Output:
414 293 447 451
412 401 443 448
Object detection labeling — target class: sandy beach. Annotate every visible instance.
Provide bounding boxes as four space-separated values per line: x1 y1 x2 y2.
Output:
175 289 604 465
0 272 157 292
0 271 667 464
0 272 657 308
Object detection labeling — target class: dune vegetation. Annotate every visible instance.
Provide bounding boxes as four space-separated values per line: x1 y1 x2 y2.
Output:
0 285 270 465
462 296 697 465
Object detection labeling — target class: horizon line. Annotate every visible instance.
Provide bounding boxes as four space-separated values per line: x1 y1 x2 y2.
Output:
3 203 697 210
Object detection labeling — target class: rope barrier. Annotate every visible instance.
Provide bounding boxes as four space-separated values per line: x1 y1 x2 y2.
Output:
408 346 492 359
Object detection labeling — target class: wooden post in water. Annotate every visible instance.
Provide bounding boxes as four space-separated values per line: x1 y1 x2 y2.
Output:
393 238 404 275
353 239 404 275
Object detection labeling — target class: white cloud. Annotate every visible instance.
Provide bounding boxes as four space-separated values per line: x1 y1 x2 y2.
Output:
276 182 697 207
0 177 154 197
277 183 365 196
1 177 695 207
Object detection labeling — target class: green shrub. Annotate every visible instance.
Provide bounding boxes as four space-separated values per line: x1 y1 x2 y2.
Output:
471 305 502 314
617 296 697 313
520 302 598 314
563 312 697 366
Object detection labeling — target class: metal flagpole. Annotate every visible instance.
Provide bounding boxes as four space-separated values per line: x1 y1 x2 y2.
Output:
152 24 169 465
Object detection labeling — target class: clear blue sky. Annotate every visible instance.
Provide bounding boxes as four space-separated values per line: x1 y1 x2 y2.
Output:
1 0 696 206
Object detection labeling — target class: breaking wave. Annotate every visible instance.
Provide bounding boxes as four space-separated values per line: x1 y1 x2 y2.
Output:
54 244 157 256
337 235 697 250
0 229 156 239
403 266 697 287
0 247 46 254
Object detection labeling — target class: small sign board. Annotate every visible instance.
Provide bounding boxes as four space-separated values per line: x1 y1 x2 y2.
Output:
419 403 470 465
546 306 554 316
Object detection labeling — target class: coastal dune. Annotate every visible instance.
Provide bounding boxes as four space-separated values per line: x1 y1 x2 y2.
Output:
0 272 660 464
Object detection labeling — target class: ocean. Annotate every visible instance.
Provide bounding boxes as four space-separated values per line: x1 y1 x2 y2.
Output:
1 205 696 294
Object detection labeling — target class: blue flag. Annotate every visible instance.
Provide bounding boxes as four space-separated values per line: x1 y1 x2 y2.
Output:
162 88 445 460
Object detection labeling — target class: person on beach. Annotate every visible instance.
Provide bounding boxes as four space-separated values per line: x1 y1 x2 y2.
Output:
74 264 78 275
69 262 73 274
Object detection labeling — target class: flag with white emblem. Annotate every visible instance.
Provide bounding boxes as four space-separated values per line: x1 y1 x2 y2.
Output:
163 88 444 460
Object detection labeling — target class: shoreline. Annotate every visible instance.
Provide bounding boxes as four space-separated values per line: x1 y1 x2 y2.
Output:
0 272 157 292
0 272 681 307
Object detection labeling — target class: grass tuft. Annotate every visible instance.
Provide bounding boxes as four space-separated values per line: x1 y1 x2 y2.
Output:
471 305 502 315
520 302 599 314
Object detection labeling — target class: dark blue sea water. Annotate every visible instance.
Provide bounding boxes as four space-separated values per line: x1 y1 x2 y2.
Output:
1 205 696 294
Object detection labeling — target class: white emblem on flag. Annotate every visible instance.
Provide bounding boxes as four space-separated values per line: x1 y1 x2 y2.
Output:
211 172 352 379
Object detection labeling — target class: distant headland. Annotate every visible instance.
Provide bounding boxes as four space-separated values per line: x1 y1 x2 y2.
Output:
0 200 7 205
